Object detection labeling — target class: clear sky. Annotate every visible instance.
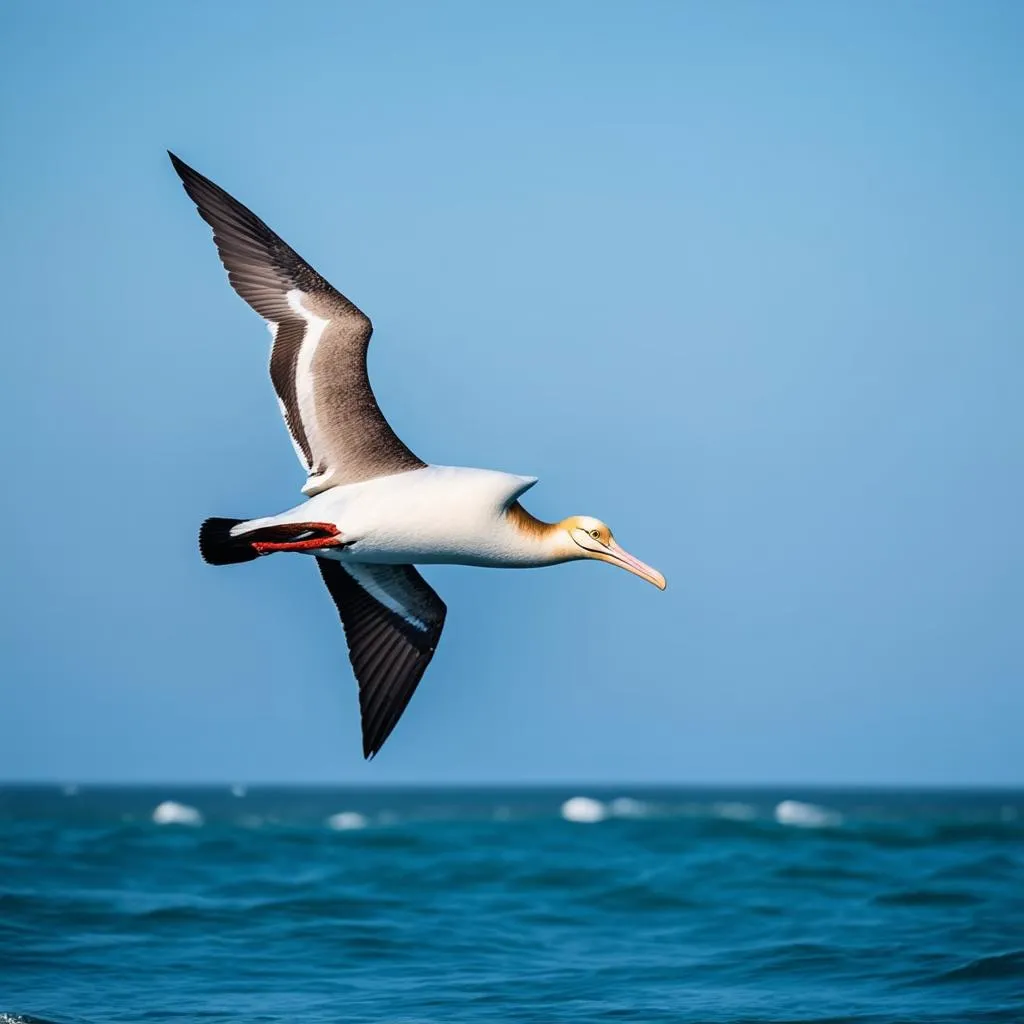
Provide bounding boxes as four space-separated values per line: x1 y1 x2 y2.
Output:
1 1 1021 785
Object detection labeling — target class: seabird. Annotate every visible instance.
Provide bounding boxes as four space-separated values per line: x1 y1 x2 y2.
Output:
170 152 666 759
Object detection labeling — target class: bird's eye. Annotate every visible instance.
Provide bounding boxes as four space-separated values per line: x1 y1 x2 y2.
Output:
590 529 602 539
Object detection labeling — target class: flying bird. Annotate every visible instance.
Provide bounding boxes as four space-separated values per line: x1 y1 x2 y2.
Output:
169 152 665 759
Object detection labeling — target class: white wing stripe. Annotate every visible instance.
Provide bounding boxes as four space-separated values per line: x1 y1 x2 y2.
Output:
287 289 334 489
264 319 312 470
344 564 430 632
276 397 311 466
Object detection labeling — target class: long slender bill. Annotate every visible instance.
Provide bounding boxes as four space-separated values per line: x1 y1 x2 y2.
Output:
605 540 667 590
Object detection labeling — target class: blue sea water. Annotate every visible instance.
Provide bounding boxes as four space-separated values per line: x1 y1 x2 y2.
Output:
1 786 1022 1024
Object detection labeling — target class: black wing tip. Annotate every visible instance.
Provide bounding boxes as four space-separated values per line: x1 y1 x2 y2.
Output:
167 149 194 180
362 719 391 760
361 730 390 761
167 151 222 207
167 150 215 207
359 647 438 760
166 151 229 205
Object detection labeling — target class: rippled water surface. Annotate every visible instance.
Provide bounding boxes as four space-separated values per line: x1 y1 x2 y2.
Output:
2 786 1022 1023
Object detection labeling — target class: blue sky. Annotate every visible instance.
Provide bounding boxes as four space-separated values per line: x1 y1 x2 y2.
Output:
1 1 1021 784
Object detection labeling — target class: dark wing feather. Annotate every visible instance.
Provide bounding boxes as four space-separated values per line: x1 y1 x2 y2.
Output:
317 559 446 759
169 152 424 489
168 151 345 323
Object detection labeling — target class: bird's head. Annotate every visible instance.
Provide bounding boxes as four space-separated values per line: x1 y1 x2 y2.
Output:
557 515 666 590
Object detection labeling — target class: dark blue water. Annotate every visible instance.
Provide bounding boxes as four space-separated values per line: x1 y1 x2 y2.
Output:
1 786 1022 1023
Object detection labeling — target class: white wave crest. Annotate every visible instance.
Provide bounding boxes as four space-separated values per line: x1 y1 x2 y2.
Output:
230 784 247 798
774 799 841 828
561 796 607 823
151 801 203 826
326 811 368 831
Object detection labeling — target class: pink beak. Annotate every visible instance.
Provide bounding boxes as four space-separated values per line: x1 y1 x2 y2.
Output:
605 540 667 590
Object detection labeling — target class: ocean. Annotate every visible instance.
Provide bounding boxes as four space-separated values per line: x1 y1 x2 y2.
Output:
1 785 1021 1023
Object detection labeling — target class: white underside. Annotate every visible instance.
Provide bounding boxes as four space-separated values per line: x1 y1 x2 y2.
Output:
234 465 556 568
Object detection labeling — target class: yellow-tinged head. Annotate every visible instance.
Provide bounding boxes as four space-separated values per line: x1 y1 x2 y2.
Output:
558 515 667 590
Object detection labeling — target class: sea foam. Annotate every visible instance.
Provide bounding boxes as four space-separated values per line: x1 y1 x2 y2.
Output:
151 801 203 826
561 796 607 823
774 800 841 828
326 811 368 831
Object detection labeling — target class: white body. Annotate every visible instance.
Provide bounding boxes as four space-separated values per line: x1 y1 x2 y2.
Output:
237 466 555 567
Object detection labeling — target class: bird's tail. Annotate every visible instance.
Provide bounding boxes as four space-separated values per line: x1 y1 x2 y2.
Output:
198 517 259 565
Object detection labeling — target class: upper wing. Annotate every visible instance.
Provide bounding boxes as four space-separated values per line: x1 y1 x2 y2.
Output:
169 152 425 494
316 559 446 759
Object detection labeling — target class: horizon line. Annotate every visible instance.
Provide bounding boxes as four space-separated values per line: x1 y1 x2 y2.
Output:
2 779 1022 791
